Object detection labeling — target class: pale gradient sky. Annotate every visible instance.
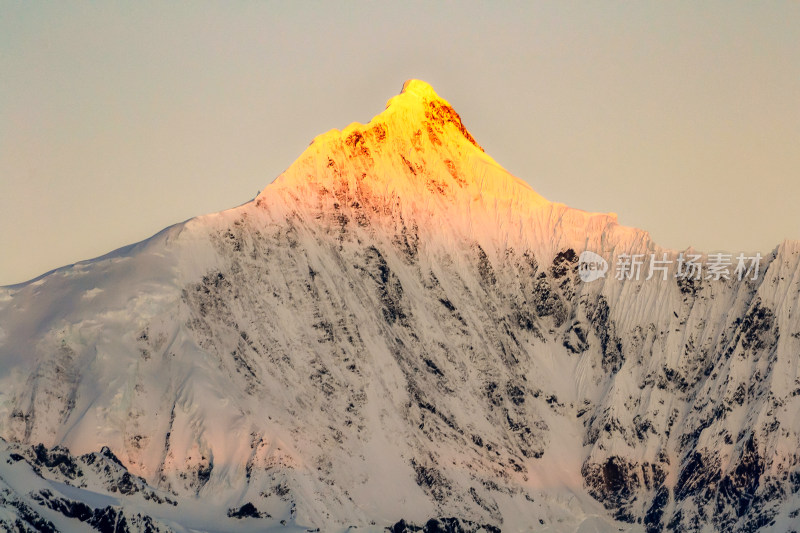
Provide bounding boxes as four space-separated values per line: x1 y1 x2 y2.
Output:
1 1 798 285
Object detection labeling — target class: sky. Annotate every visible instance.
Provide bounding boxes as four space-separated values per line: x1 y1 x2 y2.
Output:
1 1 798 285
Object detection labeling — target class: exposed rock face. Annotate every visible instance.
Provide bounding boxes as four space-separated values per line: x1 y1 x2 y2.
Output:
1 440 176 532
0 80 798 531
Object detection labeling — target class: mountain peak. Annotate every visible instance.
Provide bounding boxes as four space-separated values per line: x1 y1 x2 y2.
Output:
393 79 442 104
382 79 482 150
262 79 535 207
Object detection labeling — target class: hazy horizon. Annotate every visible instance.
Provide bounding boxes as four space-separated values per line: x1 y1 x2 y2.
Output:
2 2 798 285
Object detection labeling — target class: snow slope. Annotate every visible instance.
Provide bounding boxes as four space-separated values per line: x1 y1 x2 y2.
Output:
0 80 798 532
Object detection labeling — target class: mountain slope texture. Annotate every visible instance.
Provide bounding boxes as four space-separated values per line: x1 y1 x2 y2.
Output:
1 80 799 533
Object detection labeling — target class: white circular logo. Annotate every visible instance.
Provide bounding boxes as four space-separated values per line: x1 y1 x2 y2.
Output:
578 251 608 282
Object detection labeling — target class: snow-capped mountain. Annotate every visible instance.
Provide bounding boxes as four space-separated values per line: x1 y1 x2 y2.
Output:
1 80 798 532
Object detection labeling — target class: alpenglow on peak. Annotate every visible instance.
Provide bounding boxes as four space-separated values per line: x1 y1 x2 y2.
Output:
259 79 560 214
391 79 446 106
